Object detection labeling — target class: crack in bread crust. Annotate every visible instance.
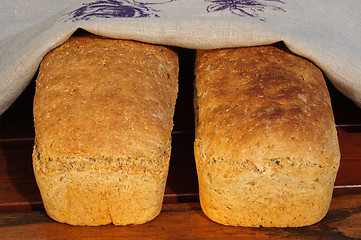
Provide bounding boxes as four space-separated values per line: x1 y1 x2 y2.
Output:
32 34 178 226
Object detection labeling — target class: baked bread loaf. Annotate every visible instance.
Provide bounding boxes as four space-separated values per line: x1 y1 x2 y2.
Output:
194 45 340 227
32 34 178 226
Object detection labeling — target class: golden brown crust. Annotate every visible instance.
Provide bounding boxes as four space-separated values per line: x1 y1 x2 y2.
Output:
34 35 178 163
33 34 178 225
194 45 340 227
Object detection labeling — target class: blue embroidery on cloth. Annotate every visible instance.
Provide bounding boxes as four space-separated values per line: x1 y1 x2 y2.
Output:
62 0 175 22
62 0 285 22
205 0 285 22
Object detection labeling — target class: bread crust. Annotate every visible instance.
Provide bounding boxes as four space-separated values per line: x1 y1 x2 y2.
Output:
33 34 178 225
194 45 340 227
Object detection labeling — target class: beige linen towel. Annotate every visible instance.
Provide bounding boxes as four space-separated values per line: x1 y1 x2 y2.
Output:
1 0 360 114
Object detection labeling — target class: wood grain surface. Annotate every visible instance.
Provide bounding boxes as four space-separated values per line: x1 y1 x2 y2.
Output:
0 188 360 239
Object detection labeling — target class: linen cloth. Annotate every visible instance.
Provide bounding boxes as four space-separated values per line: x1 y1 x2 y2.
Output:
1 0 360 115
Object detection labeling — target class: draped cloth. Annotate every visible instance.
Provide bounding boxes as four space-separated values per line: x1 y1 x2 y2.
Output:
1 0 360 114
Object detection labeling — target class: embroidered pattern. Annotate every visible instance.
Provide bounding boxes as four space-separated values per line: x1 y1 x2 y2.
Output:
205 0 285 22
62 0 175 22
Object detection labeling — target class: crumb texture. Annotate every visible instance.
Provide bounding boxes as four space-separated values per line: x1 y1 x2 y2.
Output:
194 45 340 227
33 34 178 226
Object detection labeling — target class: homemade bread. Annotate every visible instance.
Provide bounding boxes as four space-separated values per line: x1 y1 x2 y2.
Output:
32 34 178 226
194 45 340 227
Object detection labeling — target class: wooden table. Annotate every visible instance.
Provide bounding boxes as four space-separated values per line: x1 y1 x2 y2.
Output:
1 48 361 239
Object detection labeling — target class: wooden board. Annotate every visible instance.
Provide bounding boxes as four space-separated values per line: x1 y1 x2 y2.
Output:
0 188 361 239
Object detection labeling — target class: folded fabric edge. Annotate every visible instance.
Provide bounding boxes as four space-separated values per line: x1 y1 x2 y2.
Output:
1 23 360 116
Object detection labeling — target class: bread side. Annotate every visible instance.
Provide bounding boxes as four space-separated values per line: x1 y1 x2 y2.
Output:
194 45 340 227
33 34 178 226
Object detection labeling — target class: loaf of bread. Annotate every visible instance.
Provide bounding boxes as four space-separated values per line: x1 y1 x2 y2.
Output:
32 34 178 226
194 45 340 227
